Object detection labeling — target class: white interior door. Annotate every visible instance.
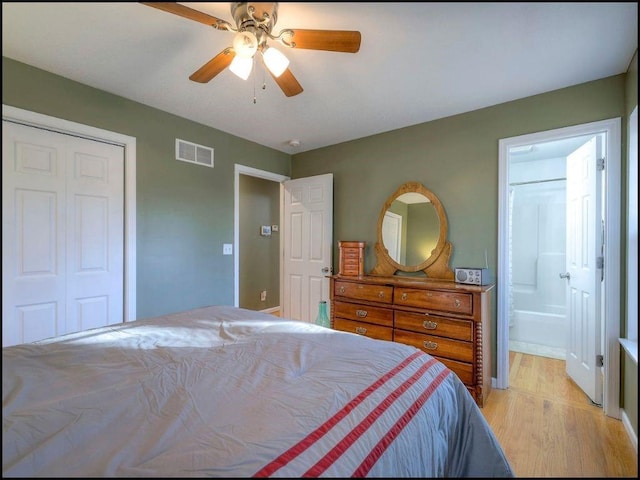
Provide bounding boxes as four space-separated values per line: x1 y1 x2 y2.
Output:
564 135 603 404
382 210 402 263
2 121 124 346
282 174 333 322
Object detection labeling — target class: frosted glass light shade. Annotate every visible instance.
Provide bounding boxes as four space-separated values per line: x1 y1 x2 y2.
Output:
263 46 289 77
229 56 253 80
233 31 258 58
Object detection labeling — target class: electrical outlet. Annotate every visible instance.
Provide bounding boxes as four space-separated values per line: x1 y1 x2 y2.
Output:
260 290 267 301
223 243 232 255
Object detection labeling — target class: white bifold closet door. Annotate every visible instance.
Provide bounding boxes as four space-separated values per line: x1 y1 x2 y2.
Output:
2 120 124 347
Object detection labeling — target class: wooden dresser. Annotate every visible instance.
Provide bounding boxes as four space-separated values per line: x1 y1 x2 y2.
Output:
330 274 494 407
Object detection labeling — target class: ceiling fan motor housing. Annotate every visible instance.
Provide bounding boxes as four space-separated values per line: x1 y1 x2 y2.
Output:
231 2 278 50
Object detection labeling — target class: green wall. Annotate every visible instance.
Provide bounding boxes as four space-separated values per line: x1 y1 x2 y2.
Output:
2 57 290 319
239 175 280 310
292 75 626 275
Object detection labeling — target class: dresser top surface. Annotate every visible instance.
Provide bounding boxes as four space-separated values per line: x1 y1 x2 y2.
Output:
331 274 495 293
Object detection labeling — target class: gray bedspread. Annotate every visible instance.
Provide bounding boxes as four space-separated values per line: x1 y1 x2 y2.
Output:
3 305 513 477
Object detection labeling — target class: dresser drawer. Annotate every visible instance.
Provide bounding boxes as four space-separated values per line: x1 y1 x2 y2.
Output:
394 311 473 341
394 287 473 315
394 330 473 363
341 250 362 275
334 318 393 341
334 301 393 327
342 249 361 260
436 357 474 385
334 280 393 304
341 260 361 276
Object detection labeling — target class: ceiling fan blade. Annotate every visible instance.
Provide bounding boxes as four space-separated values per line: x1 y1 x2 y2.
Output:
281 29 361 53
140 2 230 29
189 48 236 83
269 68 303 97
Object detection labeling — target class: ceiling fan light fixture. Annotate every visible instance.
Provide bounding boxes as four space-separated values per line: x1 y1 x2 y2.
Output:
262 45 289 77
233 31 258 58
229 55 253 80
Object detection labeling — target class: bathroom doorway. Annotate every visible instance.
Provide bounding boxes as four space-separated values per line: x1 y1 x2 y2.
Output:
506 135 593 361
497 118 621 418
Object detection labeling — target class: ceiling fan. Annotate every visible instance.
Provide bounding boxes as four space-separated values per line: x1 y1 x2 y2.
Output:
141 2 362 97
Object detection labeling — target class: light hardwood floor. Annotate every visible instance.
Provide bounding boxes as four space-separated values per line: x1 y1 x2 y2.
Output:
482 351 638 477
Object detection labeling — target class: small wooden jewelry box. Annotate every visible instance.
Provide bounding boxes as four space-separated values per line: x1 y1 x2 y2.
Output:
338 241 366 276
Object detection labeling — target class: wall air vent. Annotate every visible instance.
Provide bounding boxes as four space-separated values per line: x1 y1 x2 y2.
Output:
176 139 214 168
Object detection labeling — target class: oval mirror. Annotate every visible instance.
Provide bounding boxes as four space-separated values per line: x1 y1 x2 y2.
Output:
371 182 454 279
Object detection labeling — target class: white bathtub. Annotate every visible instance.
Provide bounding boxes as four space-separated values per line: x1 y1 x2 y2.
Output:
509 309 567 348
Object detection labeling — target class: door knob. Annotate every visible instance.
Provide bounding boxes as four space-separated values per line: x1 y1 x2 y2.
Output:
321 266 332 274
559 272 571 279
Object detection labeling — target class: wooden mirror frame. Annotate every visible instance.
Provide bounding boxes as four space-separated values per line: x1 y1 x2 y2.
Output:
370 181 454 279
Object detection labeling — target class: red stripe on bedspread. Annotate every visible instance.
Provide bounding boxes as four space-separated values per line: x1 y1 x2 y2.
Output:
352 367 450 477
253 350 423 477
253 351 448 478
303 358 445 477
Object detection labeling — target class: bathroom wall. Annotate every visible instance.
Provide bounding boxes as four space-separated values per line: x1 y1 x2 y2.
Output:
509 155 568 358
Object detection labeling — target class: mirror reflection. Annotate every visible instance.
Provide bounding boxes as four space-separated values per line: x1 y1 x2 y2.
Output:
382 193 440 266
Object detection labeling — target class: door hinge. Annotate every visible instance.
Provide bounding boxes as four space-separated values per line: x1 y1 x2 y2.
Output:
596 256 604 269
596 354 604 367
597 157 605 171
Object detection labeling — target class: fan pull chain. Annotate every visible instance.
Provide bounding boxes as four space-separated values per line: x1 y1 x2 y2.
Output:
253 57 257 104
253 58 268 104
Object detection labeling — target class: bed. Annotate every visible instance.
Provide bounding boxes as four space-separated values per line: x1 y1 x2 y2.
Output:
3 305 514 477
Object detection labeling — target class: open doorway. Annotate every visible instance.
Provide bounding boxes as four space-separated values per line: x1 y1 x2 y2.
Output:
234 165 289 311
233 167 334 323
506 134 593 361
497 118 621 419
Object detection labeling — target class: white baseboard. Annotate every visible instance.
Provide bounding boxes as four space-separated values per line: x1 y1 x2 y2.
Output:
261 306 280 315
620 408 638 455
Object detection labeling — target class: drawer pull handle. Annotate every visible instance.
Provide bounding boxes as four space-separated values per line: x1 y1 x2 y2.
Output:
356 309 368 318
423 340 438 350
378 291 385 298
401 293 407 300
355 327 367 335
339 286 345 294
423 320 438 330
454 299 461 308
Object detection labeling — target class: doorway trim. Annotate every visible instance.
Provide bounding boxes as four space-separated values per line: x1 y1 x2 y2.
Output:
2 104 137 323
497 117 621 418
233 164 289 308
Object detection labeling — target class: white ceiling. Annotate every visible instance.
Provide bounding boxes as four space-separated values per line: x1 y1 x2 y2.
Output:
2 2 637 154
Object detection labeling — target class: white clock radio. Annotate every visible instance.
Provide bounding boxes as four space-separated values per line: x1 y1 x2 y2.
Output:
454 267 493 285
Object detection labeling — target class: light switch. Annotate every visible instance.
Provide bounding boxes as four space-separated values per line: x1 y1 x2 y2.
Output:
223 243 233 255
